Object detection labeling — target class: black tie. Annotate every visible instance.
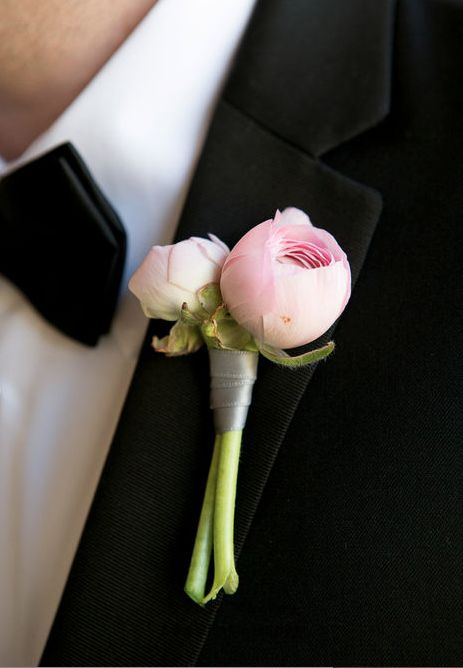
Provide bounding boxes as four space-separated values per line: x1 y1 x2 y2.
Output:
0 142 126 346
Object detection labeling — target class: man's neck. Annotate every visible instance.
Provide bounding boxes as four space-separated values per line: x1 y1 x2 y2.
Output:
0 0 157 160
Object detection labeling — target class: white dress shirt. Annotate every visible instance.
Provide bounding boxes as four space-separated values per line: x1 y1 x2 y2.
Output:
0 1 255 664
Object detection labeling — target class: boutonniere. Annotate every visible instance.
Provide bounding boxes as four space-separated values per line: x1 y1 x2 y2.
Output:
129 207 351 605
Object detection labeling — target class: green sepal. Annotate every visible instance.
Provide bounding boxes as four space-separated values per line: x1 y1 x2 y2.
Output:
201 319 219 343
215 318 258 352
197 283 223 315
258 340 335 367
210 303 229 322
180 302 202 326
152 320 203 356
200 305 258 352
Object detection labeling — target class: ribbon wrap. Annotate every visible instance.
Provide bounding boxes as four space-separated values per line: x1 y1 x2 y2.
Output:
209 349 258 433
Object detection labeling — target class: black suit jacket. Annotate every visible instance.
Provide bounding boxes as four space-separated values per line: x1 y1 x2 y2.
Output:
42 0 463 665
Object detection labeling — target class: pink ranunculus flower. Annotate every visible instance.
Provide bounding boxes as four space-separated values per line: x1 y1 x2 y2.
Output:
129 235 229 320
220 208 351 348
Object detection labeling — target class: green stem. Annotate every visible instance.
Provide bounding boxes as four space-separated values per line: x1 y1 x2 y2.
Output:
203 430 242 604
184 433 221 604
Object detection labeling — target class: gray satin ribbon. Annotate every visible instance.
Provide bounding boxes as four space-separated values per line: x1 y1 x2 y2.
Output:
209 349 259 433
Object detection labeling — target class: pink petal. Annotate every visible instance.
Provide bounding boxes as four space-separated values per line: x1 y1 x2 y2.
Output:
278 207 313 227
207 233 230 255
260 261 350 347
168 238 223 290
222 220 273 264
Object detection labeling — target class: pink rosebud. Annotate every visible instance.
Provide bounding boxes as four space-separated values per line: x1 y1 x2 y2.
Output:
220 208 351 348
129 235 229 320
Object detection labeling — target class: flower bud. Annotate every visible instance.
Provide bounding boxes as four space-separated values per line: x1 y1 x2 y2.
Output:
129 235 229 320
220 208 351 348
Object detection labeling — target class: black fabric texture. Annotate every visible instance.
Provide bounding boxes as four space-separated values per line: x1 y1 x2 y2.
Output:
0 142 126 345
224 0 395 157
42 0 463 665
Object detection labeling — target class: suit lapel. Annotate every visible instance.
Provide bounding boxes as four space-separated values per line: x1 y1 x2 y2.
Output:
224 0 396 157
41 1 394 666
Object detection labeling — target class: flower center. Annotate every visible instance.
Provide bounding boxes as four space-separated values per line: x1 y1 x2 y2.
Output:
275 238 334 269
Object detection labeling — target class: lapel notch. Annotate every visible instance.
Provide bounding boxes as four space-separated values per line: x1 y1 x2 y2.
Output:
224 0 396 157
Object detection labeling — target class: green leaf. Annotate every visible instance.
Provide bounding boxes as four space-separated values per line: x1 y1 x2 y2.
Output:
259 341 335 367
152 320 203 356
197 283 223 314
